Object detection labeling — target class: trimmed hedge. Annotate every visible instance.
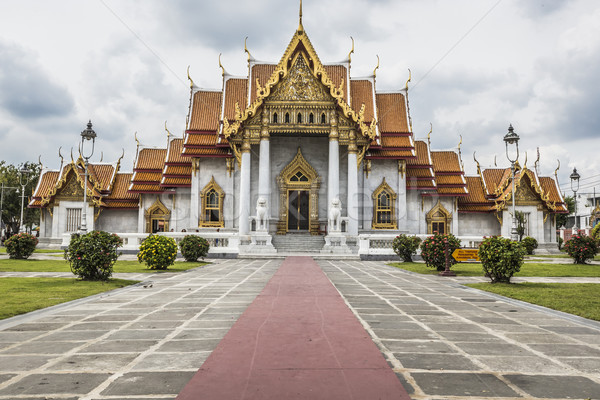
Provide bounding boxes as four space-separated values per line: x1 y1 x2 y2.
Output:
420 233 461 271
563 234 598 264
137 235 178 269
521 236 538 255
64 231 123 281
392 234 421 262
4 232 38 259
179 235 210 262
479 236 525 283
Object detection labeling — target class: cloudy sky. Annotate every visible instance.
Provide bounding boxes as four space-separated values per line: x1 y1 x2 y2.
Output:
1 0 599 196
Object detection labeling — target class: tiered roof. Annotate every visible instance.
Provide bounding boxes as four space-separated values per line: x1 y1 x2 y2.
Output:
128 148 167 194
161 138 192 188
29 157 138 209
429 151 467 197
406 141 436 191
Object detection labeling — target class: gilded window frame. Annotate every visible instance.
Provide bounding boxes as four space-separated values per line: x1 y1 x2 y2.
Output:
372 178 397 229
199 176 225 228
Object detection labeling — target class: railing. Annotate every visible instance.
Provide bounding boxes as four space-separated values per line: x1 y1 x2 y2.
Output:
358 234 485 256
61 231 239 254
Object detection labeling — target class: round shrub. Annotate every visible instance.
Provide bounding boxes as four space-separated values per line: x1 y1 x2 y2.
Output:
563 234 598 264
179 235 210 262
420 233 461 271
4 232 38 259
521 236 538 255
137 234 178 269
479 236 525 283
64 231 122 281
392 234 422 262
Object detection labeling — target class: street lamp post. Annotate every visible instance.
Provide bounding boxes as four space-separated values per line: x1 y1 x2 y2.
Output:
18 168 31 233
504 124 520 241
79 121 96 234
570 167 580 233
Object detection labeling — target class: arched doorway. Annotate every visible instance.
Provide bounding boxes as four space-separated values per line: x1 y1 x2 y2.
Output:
276 148 320 235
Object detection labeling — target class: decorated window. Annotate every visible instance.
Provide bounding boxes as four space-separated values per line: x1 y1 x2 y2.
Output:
66 208 81 232
426 200 451 234
372 178 397 229
200 177 225 227
144 197 170 233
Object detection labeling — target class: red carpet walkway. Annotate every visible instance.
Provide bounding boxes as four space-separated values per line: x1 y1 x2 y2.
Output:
176 256 411 400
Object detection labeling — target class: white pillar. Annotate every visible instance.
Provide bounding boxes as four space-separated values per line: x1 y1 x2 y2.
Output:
257 113 270 230
137 196 145 233
397 160 407 232
347 130 358 235
190 158 200 228
239 136 251 235
328 112 340 208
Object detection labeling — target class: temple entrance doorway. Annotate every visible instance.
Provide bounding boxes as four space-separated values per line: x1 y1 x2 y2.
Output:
288 190 310 231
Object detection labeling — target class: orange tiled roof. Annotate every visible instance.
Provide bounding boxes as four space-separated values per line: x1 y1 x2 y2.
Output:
406 141 431 166
131 172 162 183
184 133 218 147
161 176 192 187
406 178 436 190
459 204 495 212
88 164 116 192
482 168 510 196
251 64 276 103
223 78 248 121
104 201 139 209
368 149 414 158
166 139 192 165
431 151 463 174
539 176 565 204
128 183 164 193
181 147 231 157
350 80 374 123
376 93 409 133
435 187 468 196
188 90 222 132
135 148 167 171
406 168 435 178
435 175 466 185
163 165 192 176
460 176 488 204
324 65 347 102
380 135 412 149
105 173 139 201
31 171 60 199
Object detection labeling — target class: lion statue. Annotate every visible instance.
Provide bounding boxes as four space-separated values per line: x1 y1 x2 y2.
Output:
256 197 268 231
328 197 342 232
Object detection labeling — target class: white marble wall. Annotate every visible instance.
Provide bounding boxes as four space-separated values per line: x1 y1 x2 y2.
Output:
458 213 500 236
362 159 398 231
96 209 138 233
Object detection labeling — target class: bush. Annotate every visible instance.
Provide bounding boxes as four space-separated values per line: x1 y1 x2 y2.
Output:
563 234 598 264
64 231 122 280
420 233 461 271
137 234 178 269
521 236 538 255
478 236 525 283
4 232 38 259
392 234 422 262
592 223 600 241
179 235 210 262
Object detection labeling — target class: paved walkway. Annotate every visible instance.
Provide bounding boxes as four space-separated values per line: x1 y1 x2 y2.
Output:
0 258 598 399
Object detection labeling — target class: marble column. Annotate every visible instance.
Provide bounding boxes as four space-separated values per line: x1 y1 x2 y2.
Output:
328 111 340 210
190 158 200 228
347 130 358 235
257 111 270 230
397 160 407 232
238 132 251 235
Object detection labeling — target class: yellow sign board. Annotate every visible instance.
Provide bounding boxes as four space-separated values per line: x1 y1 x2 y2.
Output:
452 248 480 262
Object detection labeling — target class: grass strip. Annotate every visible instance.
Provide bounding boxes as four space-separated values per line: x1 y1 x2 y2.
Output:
0 259 208 273
390 261 600 277
0 247 63 254
466 282 600 321
0 277 138 320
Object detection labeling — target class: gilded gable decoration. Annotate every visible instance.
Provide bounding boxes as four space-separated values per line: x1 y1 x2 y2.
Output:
372 178 397 229
144 197 170 233
199 177 225 228
426 200 452 234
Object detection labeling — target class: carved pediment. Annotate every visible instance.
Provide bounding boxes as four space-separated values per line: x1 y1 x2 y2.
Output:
269 54 332 103
515 180 540 205
56 172 84 200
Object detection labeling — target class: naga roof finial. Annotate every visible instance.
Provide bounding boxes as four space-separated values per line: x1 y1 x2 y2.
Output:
373 55 380 78
405 68 411 91
165 120 171 139
458 134 464 170
38 155 43 170
298 0 304 33
534 147 540 174
554 159 561 189
348 37 354 64
427 123 432 148
473 151 482 176
244 37 254 63
186 65 195 89
218 53 226 77
99 151 103 162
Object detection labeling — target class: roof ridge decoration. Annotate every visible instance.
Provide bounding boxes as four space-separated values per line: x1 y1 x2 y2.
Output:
493 165 557 212
40 163 104 208
222 20 377 143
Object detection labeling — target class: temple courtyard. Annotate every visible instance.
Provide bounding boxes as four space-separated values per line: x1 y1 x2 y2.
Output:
0 256 599 399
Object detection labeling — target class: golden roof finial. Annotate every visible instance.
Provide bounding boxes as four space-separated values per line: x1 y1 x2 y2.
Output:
534 147 540 174
427 123 432 148
70 147 75 164
348 36 354 64
99 151 103 162
38 155 43 170
494 155 497 167
218 53 226 77
458 134 464 170
473 151 482 176
186 65 194 89
244 36 254 63
165 120 171 139
405 68 411 91
554 159 561 188
58 147 64 167
298 0 304 33
373 55 380 78
524 151 528 168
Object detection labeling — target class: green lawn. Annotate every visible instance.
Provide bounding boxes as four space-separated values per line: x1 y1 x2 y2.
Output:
0 247 63 254
0 259 208 273
466 282 600 321
0 277 138 320
390 261 600 277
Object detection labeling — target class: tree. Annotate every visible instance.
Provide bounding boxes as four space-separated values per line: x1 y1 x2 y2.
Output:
515 211 527 241
0 161 40 237
556 195 575 229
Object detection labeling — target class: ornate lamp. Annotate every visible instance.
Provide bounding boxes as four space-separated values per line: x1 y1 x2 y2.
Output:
504 124 520 241
570 167 580 232
79 121 96 233
18 167 31 233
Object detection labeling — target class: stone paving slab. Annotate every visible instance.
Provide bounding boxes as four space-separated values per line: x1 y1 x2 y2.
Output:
0 257 599 399
318 259 600 399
